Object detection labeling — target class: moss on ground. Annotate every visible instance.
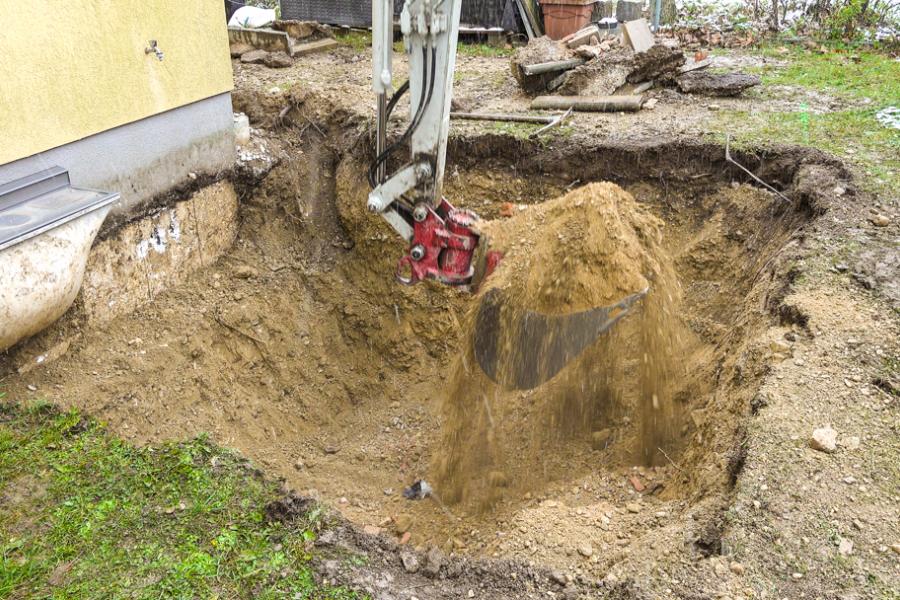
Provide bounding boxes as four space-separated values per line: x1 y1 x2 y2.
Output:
0 396 362 599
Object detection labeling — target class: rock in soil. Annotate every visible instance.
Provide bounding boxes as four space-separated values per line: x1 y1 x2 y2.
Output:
591 429 612 449
241 49 270 65
676 71 761 96
230 43 254 58
399 550 420 573
423 547 444 577
263 52 293 69
810 426 838 453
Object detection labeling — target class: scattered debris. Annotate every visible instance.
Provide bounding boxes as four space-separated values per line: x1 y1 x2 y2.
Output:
676 71 761 97
810 426 838 453
875 106 900 130
271 20 334 41
402 479 433 500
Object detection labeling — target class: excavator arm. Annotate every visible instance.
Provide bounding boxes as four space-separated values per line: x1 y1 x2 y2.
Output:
368 0 488 286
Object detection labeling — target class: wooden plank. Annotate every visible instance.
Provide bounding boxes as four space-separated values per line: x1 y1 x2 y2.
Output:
451 112 556 124
290 37 340 57
514 0 536 40
522 0 544 37
622 19 655 53
531 95 644 112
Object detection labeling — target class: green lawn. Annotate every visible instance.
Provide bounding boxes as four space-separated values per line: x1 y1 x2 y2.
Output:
711 41 900 195
0 397 361 600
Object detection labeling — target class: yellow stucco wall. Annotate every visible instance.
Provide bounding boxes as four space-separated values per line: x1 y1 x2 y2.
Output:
0 0 234 165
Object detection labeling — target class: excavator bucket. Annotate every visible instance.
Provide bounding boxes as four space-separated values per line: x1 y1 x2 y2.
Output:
473 287 649 390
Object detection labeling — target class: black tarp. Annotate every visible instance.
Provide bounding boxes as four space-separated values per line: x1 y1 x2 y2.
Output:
280 0 521 31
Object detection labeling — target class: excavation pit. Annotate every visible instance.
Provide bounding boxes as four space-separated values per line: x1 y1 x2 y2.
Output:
1 131 831 576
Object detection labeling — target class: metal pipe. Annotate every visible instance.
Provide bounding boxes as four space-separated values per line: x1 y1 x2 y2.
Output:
376 92 387 183
450 112 556 124
531 95 645 112
522 58 585 76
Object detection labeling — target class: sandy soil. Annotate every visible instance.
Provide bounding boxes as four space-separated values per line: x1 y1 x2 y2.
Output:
2 42 897 599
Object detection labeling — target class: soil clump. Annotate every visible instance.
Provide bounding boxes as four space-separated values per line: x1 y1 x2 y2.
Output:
435 183 691 508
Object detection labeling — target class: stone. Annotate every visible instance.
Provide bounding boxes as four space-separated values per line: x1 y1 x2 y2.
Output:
423 547 444 577
550 570 568 585
229 43 254 58
769 340 791 354
234 265 259 279
240 49 270 64
263 51 292 68
592 429 612 450
400 550 420 573
293 459 304 470
626 502 641 513
838 537 854 556
393 513 413 534
810 426 838 453
729 561 745 575
870 214 890 227
399 531 411 545
363 525 382 536
890 543 900 555
577 542 593 557
676 71 761 97
643 98 658 110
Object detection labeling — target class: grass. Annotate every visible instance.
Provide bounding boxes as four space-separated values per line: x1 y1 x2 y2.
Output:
0 397 362 599
709 41 900 195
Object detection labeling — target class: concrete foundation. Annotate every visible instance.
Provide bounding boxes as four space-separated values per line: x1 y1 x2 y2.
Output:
0 94 235 220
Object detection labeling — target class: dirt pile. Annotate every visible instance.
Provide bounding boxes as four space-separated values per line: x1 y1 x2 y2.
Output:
434 183 690 508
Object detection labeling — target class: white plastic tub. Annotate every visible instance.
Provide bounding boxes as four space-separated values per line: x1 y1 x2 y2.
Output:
0 167 117 352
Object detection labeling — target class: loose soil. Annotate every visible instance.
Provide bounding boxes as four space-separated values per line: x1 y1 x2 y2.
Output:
2 123 812 579
3 45 898 599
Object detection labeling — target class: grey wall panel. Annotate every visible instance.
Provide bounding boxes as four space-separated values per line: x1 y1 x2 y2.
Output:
0 93 235 220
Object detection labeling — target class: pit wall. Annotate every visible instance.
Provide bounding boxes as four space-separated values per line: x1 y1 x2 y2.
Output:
80 181 239 325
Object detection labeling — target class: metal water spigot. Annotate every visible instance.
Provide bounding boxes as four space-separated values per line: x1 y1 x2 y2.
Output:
145 40 164 61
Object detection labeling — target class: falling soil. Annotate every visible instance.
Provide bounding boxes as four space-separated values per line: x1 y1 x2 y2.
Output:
435 183 691 508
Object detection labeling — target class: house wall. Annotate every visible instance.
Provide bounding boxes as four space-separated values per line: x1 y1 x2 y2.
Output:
0 0 236 216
